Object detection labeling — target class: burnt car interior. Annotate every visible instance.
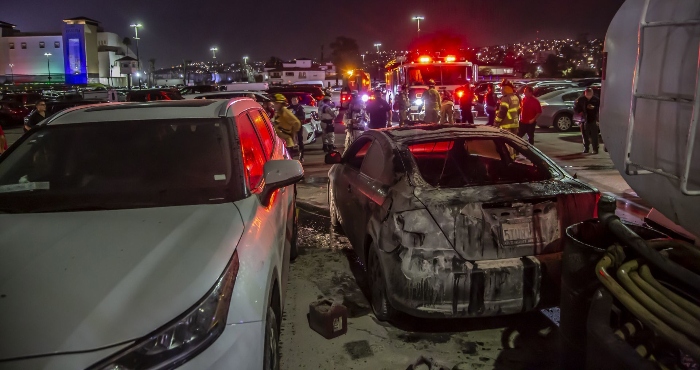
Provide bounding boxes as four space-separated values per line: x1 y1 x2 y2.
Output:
407 138 553 188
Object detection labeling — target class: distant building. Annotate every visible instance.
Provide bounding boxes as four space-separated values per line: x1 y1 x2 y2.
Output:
0 17 135 86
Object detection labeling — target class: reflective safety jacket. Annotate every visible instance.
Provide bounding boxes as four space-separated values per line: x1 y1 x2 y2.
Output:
495 93 521 129
273 107 301 146
424 88 442 111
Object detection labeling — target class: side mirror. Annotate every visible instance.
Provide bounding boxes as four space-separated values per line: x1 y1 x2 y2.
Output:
325 151 342 165
261 160 304 206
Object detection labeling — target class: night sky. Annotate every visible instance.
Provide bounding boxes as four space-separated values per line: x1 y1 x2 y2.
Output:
4 0 625 67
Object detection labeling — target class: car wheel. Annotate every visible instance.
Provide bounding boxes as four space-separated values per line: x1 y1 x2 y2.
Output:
263 290 281 370
290 205 299 261
554 113 573 131
328 183 341 228
367 241 395 322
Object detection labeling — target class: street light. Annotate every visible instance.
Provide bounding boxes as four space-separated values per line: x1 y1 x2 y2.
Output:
8 64 13 84
412 16 424 34
361 54 365 64
374 43 382 53
243 56 248 64
130 23 143 89
210 47 218 59
44 53 52 82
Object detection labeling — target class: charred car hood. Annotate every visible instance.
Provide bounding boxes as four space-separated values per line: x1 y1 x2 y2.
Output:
0 204 243 361
404 179 597 260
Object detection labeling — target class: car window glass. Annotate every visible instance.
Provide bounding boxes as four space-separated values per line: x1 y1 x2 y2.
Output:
360 140 386 181
248 109 274 159
236 113 267 190
562 92 580 102
345 138 372 170
408 138 552 188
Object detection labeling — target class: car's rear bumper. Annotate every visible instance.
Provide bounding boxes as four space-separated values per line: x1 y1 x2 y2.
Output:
379 247 562 318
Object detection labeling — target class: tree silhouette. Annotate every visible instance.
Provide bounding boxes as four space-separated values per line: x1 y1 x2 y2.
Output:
329 36 360 73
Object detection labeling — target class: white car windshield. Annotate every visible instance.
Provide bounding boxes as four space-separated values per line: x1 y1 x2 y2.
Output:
0 119 234 213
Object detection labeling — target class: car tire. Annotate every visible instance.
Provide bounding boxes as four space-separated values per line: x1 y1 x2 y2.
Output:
262 288 281 370
367 241 396 322
290 205 299 261
554 113 573 131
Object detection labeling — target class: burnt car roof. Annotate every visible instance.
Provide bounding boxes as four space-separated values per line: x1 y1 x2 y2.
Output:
377 124 508 144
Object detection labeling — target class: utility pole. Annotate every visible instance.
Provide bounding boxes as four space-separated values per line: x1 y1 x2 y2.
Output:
44 53 52 82
130 23 143 88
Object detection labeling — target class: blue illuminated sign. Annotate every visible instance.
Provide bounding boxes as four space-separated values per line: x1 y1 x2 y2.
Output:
62 25 87 84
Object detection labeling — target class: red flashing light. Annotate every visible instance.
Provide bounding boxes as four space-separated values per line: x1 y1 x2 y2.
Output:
418 56 432 64
456 91 464 98
445 55 456 63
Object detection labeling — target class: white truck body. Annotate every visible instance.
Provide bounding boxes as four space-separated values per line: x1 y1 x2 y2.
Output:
602 0 700 238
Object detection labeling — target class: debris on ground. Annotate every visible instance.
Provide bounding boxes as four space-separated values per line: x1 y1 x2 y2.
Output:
405 356 451 370
308 298 348 339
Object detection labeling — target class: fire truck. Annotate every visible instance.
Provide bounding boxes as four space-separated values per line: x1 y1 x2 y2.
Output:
339 69 372 109
385 54 478 121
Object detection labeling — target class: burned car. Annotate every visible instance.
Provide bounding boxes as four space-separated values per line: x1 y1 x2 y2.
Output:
326 124 599 320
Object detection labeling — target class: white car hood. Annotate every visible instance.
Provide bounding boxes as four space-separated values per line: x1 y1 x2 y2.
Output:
0 203 244 361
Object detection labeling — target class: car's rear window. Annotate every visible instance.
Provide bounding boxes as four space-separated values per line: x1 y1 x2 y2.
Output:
407 138 554 188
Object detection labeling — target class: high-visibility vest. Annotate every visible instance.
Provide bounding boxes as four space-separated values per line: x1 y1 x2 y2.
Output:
495 94 520 129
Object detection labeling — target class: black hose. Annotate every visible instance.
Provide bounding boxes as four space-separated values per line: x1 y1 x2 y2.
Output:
597 194 700 290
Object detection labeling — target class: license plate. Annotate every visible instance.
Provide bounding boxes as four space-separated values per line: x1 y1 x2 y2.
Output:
502 222 533 245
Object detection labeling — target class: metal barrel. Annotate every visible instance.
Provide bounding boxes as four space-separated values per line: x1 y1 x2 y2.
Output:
560 219 667 369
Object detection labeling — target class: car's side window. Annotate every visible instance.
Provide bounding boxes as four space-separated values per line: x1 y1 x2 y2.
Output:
360 140 386 181
247 109 275 159
236 113 267 190
344 138 373 170
562 93 579 102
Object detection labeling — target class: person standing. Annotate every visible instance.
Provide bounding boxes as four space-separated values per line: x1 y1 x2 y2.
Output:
272 94 301 154
459 85 475 124
518 86 542 145
366 89 391 129
440 91 455 124
397 84 410 127
288 96 307 162
423 80 441 123
25 99 47 132
484 84 498 126
319 95 338 152
0 123 7 155
574 88 601 154
494 80 520 135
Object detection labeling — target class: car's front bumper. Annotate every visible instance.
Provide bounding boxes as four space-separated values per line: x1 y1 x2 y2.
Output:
379 247 562 318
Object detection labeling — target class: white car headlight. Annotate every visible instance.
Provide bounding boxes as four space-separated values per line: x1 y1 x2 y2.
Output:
361 94 369 102
89 251 240 370
414 98 423 106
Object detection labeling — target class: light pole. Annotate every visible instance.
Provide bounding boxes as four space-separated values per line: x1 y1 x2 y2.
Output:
374 43 382 53
130 23 143 88
211 47 218 59
44 53 52 82
8 64 13 84
412 16 424 35
243 56 248 64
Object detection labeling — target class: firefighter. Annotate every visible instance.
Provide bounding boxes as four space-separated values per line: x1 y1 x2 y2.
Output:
423 79 441 123
495 79 520 135
397 84 410 127
319 95 338 152
440 91 455 124
272 93 302 153
288 96 307 162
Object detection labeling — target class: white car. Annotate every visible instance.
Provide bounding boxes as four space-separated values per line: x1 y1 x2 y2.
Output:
0 98 302 370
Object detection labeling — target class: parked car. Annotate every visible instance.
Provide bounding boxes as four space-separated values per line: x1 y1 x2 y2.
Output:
538 88 596 131
191 91 271 104
0 92 43 108
0 101 30 126
532 85 571 98
0 98 302 369
179 85 223 96
326 125 598 321
126 89 184 102
268 85 325 101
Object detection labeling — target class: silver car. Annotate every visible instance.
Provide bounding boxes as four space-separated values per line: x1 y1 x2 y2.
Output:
537 88 585 131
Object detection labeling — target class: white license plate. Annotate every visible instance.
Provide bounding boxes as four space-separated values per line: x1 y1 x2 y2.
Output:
502 222 533 245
